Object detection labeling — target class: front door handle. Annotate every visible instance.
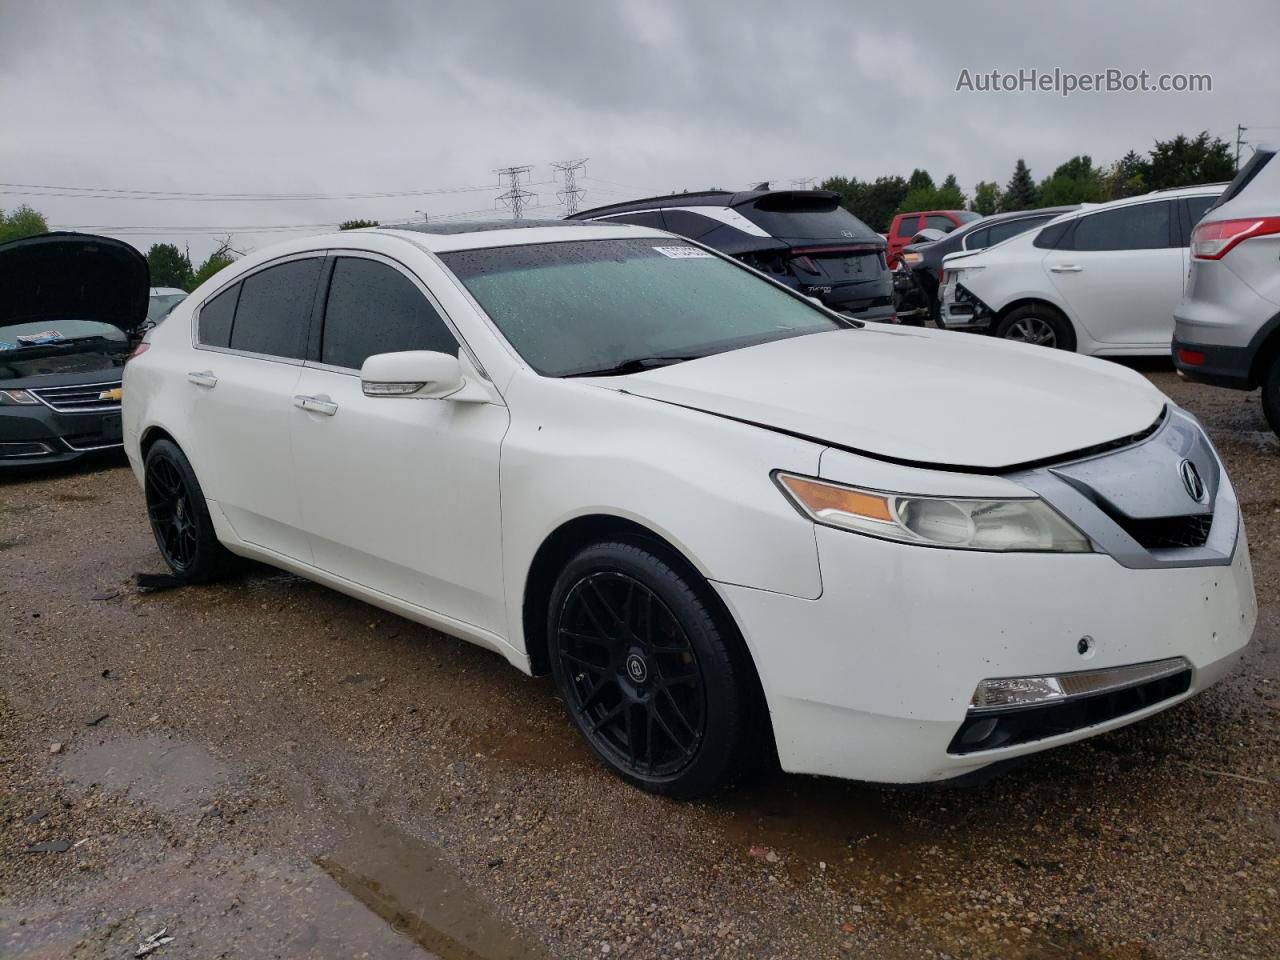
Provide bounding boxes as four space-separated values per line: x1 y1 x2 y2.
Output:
187 370 218 388
294 394 338 417
1049 264 1083 273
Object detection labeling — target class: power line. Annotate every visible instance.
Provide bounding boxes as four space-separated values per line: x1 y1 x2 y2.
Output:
494 166 537 222
552 158 588 216
0 179 554 202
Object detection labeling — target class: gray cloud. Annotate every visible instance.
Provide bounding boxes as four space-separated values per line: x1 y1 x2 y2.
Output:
1 0 1274 259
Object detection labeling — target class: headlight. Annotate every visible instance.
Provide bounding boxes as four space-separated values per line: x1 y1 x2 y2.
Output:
0 389 39 405
775 473 1092 553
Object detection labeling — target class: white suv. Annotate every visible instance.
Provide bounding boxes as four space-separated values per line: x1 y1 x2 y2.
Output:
940 186 1222 354
122 221 1254 797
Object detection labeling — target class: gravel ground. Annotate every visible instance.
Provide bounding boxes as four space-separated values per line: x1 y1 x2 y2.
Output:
0 369 1276 960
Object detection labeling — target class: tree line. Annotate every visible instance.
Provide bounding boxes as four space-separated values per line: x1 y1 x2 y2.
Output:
820 131 1236 232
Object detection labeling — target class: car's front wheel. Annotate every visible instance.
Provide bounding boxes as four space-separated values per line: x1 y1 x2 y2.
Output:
143 439 234 582
548 540 763 799
1263 354 1280 437
993 304 1077 351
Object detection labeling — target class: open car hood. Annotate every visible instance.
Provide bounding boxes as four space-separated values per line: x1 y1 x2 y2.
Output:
0 232 150 338
586 327 1167 471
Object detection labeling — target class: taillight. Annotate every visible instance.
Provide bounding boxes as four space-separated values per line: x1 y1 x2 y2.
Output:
126 342 150 362
1190 216 1280 260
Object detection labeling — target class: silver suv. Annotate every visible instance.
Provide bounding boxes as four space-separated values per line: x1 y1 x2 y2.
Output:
1173 145 1280 435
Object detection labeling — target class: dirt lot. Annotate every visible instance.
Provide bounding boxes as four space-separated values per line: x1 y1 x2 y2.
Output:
1 369 1276 960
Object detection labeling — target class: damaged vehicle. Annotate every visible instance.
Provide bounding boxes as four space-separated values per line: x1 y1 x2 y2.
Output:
0 232 148 466
123 221 1255 798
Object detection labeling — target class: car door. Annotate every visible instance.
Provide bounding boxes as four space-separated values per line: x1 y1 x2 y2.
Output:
185 254 323 560
289 252 509 633
1043 200 1181 346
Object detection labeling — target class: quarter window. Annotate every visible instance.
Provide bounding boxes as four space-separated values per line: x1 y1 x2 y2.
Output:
1071 201 1172 251
229 257 322 359
197 283 239 348
320 257 457 370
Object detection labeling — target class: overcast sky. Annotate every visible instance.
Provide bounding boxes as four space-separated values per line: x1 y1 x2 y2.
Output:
2 0 1276 260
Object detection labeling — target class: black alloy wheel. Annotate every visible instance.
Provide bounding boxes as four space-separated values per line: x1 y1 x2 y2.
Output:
548 540 763 798
143 439 233 582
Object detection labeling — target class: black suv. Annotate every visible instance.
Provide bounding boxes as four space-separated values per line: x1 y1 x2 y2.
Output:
0 232 149 468
570 189 895 323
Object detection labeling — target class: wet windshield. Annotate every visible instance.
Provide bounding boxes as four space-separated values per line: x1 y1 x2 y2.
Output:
439 238 849 377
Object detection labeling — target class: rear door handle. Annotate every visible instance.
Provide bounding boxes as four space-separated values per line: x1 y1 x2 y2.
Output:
293 394 338 417
187 370 218 388
1049 264 1083 273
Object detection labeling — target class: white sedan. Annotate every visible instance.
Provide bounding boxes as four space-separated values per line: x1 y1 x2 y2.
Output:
122 221 1256 797
939 186 1221 354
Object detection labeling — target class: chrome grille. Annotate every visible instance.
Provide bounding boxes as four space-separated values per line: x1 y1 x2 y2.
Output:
29 380 122 413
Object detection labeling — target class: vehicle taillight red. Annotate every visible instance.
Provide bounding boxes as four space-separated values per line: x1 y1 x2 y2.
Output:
1190 216 1280 260
126 342 150 362
1177 348 1206 366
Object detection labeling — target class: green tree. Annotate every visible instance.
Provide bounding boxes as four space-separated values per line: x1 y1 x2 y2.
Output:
906 168 934 192
972 181 1001 216
1001 159 1039 211
189 238 237 291
1038 155 1106 206
1105 150 1149 199
0 204 49 244
146 243 194 289
820 175 908 232
938 173 967 209
339 219 380 230
1145 132 1234 190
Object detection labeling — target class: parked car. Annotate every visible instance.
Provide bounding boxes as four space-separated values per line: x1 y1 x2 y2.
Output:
146 287 188 328
123 221 1255 798
886 209 979 268
939 186 1223 353
1173 146 1280 436
570 189 896 323
0 232 148 467
898 207 1079 321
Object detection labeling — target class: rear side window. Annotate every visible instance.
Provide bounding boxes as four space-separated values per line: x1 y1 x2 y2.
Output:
321 257 457 370
895 215 921 237
197 283 239 348
965 227 991 250
1071 201 1172 251
1184 195 1216 227
987 216 1048 246
924 214 957 232
1033 219 1073 249
229 258 322 359
658 210 717 240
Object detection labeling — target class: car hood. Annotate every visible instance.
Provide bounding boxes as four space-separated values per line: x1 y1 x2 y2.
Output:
0 232 150 337
586 328 1166 470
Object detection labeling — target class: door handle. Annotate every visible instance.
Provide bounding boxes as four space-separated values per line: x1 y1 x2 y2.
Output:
293 394 338 416
187 370 218 388
1049 264 1083 273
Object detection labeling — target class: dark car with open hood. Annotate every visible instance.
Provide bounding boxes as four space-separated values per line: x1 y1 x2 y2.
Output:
0 232 149 467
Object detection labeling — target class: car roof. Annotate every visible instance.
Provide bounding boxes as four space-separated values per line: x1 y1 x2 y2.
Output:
569 188 841 219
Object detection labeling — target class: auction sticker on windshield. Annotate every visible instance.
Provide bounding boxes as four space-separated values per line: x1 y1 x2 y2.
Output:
653 245 714 259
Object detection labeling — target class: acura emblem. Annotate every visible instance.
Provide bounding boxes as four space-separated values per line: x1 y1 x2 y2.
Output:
1179 459 1206 503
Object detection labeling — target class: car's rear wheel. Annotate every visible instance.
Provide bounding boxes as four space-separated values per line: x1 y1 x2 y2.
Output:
994 304 1077 351
1262 355 1280 437
144 439 233 582
548 540 761 799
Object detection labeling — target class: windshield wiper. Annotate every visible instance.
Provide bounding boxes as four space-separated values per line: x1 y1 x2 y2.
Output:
562 355 703 378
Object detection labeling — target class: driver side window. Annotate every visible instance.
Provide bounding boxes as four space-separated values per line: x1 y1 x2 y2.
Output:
320 257 458 370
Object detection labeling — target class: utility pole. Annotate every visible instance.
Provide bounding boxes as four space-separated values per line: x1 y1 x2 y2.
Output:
1236 124 1248 172
791 177 816 189
552 158 588 216
495 165 536 222
414 209 429 222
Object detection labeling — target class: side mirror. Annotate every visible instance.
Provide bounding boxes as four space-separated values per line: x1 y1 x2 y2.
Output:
361 350 464 399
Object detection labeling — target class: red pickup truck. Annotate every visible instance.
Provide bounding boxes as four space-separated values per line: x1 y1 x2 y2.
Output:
885 209 979 268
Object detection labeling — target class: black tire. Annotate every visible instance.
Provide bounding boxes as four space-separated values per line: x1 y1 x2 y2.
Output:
1263 355 1280 437
993 303 1077 351
547 539 763 799
143 439 234 583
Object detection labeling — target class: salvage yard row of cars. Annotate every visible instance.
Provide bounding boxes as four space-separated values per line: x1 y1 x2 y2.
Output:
0 150 1275 797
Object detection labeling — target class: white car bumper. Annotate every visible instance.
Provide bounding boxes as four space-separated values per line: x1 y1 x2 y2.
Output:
714 522 1256 784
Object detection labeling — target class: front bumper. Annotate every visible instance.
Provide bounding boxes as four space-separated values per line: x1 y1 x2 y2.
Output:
0 403 124 468
714 521 1255 784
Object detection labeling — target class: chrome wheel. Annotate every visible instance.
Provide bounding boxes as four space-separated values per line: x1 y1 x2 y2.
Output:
555 572 706 777
1003 315 1058 347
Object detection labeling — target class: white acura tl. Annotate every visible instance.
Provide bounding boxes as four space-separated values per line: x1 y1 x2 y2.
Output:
122 221 1256 797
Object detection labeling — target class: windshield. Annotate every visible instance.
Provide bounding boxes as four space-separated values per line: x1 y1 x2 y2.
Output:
147 293 187 322
440 238 848 377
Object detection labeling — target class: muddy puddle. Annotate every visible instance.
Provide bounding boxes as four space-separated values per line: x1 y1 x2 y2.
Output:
59 734 232 814
317 808 552 960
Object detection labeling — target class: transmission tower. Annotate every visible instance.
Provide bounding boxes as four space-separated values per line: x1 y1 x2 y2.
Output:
791 176 817 189
494 165 536 222
552 158 589 216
